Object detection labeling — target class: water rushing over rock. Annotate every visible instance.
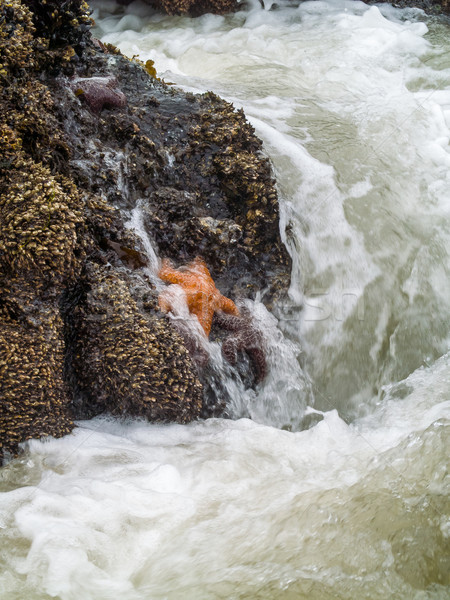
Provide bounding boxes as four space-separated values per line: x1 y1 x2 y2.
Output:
0 0 292 456
1 1 450 598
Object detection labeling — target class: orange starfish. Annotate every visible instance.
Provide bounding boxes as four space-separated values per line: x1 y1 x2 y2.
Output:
158 257 240 337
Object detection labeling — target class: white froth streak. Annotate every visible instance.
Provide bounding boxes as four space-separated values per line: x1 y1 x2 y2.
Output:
245 114 378 328
125 201 161 285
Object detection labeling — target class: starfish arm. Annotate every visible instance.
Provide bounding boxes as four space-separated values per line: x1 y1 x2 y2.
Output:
247 346 267 383
158 260 188 286
192 256 212 277
214 311 241 331
158 258 239 338
222 336 239 365
191 304 215 337
218 294 240 317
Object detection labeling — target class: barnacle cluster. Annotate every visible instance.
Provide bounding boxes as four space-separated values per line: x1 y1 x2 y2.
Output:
0 156 84 457
0 1 205 459
121 0 237 16
0 0 36 78
0 2 73 168
71 264 202 422
0 124 22 163
22 0 91 50
0 294 74 458
189 94 282 259
0 159 83 283
0 0 92 80
2 78 71 168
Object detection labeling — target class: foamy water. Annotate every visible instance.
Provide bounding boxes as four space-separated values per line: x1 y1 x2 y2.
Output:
1 1 449 598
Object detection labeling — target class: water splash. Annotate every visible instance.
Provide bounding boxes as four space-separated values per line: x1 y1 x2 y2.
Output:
125 201 161 283
126 205 311 427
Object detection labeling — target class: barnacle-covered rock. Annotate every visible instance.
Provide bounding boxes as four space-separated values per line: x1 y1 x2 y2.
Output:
158 0 237 16
22 0 91 50
0 158 83 286
69 264 202 422
0 124 23 165
117 0 238 16
53 50 291 301
189 94 285 262
2 80 70 166
361 0 449 14
0 0 36 78
139 92 290 302
0 0 291 459
0 155 84 457
0 285 74 458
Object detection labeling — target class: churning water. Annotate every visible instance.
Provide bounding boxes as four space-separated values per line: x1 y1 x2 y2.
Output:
1 1 449 598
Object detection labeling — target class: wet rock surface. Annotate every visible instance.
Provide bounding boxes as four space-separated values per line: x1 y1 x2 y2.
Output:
363 0 449 14
115 0 450 17
0 1 291 459
53 50 290 302
67 264 203 422
116 0 238 16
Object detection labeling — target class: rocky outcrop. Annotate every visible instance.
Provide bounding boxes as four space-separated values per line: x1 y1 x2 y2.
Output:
0 0 291 459
115 0 450 17
362 0 449 14
116 0 238 17
55 50 289 302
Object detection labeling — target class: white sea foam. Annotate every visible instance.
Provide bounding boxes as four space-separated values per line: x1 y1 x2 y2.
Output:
1 353 448 599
